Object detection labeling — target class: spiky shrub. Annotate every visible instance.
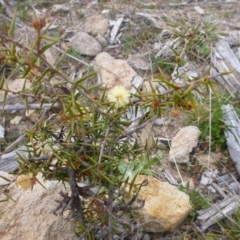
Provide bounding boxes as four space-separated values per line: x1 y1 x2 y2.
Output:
0 12 221 239
0 13 159 239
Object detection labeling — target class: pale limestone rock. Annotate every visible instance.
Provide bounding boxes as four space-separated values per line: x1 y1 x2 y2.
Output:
94 52 137 90
7 78 31 93
44 47 60 66
0 172 77 240
121 175 192 232
0 78 31 99
169 126 201 163
10 116 22 125
194 6 205 15
84 14 109 35
51 4 70 14
195 153 218 170
0 171 14 185
70 32 102 57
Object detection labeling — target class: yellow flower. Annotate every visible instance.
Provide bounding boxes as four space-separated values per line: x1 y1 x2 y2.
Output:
16 174 35 190
107 86 131 108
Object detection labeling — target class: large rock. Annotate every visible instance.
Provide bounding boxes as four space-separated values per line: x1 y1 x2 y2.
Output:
0 172 77 240
84 14 109 36
121 175 192 232
70 32 102 57
169 126 201 163
94 52 138 90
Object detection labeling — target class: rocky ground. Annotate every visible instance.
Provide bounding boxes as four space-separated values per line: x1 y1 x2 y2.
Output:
1 0 240 239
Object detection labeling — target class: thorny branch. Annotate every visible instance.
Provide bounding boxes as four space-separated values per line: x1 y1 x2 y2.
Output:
53 177 151 239
113 179 148 213
67 167 86 226
131 71 226 104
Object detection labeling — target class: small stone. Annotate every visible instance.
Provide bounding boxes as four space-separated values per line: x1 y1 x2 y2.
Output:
25 109 35 117
127 55 150 71
51 4 70 14
84 14 109 35
121 175 192 232
70 32 102 57
182 178 196 189
102 9 110 15
25 110 39 122
194 6 205 15
0 78 31 98
200 170 218 185
95 33 108 48
44 47 60 66
196 153 218 169
94 52 137 90
169 126 201 163
10 116 22 125
14 26 38 48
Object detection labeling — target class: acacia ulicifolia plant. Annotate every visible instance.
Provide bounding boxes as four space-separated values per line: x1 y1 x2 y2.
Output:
0 11 222 239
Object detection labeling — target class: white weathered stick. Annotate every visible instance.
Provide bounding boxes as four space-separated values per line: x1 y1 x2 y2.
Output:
110 17 124 45
196 195 240 231
0 146 29 172
3 134 26 154
212 41 240 96
0 125 5 143
222 104 240 175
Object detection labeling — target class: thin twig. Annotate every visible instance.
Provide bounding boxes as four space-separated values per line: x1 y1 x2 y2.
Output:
0 94 19 104
0 0 15 21
0 11 90 66
107 183 114 240
67 167 86 226
98 126 110 164
0 103 61 111
117 117 156 140
132 71 230 104
52 45 90 67
3 134 26 154
0 34 108 116
0 13 24 27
